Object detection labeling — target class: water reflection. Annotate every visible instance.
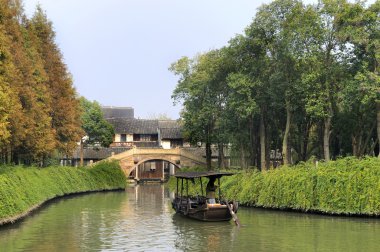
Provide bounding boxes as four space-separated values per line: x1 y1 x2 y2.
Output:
0 185 380 251
172 214 238 252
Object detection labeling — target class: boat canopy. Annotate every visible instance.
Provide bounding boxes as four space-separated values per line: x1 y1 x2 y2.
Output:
174 171 234 179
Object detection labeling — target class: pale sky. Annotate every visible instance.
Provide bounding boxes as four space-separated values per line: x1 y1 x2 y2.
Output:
22 0 374 119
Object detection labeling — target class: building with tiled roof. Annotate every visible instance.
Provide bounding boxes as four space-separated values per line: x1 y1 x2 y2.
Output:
106 118 183 149
62 106 186 168
108 119 158 135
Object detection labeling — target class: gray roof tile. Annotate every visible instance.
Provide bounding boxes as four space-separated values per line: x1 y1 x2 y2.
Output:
102 107 134 119
107 119 183 140
160 128 182 139
107 119 158 134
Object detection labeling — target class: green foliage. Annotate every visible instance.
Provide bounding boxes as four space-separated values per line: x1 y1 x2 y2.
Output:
171 0 380 168
80 97 114 147
0 161 126 222
179 157 380 216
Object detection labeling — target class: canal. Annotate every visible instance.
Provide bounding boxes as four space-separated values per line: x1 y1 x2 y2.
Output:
1 184 380 251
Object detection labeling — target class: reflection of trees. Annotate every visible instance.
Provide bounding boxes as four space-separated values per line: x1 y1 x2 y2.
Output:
2 187 379 251
232 208 380 252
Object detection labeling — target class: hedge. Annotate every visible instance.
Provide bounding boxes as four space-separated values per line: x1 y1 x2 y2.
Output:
169 157 380 216
0 161 127 224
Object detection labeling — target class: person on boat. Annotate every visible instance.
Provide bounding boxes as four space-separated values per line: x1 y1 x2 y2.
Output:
206 178 217 204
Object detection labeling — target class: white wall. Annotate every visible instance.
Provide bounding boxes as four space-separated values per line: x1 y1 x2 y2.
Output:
127 134 133 142
114 134 121 142
162 140 171 149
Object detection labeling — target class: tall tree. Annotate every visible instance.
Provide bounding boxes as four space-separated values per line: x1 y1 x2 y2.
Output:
171 50 230 170
2 0 56 164
0 13 18 154
249 0 309 165
30 6 83 155
170 0 380 169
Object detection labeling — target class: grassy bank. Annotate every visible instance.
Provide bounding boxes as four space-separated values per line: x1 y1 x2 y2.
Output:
170 157 380 216
0 161 127 225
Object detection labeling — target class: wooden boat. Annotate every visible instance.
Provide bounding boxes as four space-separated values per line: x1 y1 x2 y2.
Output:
172 171 239 225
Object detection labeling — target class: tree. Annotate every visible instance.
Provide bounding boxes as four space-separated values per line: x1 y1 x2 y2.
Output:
171 50 230 170
1 0 56 164
249 0 310 166
170 0 380 170
79 97 114 166
0 23 16 153
30 6 83 155
0 1 84 165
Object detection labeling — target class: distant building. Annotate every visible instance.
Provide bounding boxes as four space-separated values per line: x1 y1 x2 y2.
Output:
61 106 185 168
107 118 183 149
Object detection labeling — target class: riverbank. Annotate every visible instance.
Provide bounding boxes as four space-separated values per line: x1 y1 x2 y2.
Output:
170 157 380 216
0 161 127 225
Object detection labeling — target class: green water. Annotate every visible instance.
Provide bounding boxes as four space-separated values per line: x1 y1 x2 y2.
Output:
0 184 379 251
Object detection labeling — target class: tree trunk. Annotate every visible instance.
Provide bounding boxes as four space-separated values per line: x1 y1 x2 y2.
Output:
323 116 331 162
240 142 246 169
301 121 311 161
260 111 266 171
6 147 11 164
217 143 226 169
282 101 291 165
206 142 212 170
362 122 376 156
249 115 257 167
265 128 270 170
351 131 364 157
80 138 84 167
377 101 380 158
352 135 358 157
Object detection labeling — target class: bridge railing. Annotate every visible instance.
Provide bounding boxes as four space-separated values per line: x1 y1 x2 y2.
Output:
106 147 207 166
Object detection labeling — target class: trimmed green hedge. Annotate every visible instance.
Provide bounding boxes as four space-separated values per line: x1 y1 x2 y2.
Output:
169 157 380 216
0 161 127 223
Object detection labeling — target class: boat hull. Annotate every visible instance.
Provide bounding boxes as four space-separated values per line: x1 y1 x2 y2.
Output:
187 205 232 221
172 197 235 222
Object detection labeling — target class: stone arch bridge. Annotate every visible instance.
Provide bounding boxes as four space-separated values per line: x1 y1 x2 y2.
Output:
107 148 206 181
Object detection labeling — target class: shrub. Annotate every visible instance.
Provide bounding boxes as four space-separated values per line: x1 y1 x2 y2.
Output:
0 161 126 223
168 157 380 216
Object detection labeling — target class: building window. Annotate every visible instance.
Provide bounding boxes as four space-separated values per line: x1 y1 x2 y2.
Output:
133 134 158 142
140 134 151 141
133 134 140 141
120 134 127 142
171 140 183 148
150 161 156 171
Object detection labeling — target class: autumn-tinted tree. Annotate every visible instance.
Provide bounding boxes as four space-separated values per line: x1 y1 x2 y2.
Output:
0 1 83 165
30 6 83 155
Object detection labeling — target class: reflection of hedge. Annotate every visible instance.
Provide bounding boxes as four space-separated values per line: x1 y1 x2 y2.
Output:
169 157 380 216
0 161 127 224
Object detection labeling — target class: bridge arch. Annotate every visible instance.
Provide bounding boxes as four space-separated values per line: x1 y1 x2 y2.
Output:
107 148 206 181
135 157 181 169
130 158 181 181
